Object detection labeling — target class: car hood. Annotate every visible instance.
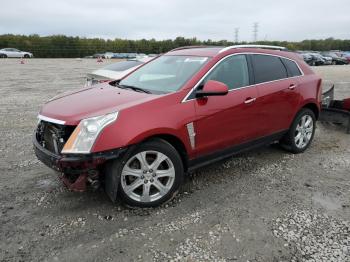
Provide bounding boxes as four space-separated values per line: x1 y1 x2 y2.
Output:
39 83 159 125
87 67 137 80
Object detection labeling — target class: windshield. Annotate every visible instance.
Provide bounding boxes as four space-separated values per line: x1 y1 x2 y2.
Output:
119 55 209 93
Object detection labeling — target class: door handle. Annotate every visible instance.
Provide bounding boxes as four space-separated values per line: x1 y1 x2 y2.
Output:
244 97 256 104
288 84 297 90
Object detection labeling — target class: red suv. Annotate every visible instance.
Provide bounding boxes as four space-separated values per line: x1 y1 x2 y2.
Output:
34 45 322 207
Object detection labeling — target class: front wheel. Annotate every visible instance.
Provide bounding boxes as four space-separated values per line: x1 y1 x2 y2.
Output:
281 108 316 153
105 139 184 208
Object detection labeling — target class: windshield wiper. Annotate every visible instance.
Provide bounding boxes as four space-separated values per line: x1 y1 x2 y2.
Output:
117 84 152 94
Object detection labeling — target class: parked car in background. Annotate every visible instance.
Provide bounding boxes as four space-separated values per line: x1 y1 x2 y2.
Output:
308 53 327 66
297 52 326 66
34 45 321 207
321 52 349 65
92 53 105 58
104 52 115 59
0 48 33 58
85 56 154 87
112 53 126 59
318 53 334 65
298 53 313 65
341 52 350 63
112 53 141 59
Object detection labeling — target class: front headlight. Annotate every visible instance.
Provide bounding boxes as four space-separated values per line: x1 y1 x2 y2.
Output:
61 112 119 154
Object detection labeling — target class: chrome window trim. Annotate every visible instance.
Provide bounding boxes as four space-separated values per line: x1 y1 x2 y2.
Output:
38 114 66 125
181 52 304 103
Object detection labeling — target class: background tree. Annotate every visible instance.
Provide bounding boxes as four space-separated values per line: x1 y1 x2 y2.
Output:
0 34 349 58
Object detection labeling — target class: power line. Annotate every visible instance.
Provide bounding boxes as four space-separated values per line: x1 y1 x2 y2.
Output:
253 22 259 42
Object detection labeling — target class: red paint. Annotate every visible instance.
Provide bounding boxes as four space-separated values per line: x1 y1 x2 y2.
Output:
343 99 350 111
200 80 229 96
61 173 87 192
39 47 321 162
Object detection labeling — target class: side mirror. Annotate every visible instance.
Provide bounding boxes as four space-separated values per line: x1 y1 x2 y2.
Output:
195 80 229 98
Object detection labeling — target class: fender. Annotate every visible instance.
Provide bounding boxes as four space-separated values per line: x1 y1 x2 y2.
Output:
293 98 320 121
127 127 192 154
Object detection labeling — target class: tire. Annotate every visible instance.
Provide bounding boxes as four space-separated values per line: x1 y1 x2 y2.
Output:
24 54 30 58
0 54 7 58
280 108 316 154
105 139 184 208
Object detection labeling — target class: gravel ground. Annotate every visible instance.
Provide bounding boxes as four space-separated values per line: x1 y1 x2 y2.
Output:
0 59 349 262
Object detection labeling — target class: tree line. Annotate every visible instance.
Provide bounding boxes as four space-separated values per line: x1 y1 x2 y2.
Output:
0 34 349 58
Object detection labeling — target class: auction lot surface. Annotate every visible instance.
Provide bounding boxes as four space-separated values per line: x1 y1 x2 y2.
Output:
1 59 349 262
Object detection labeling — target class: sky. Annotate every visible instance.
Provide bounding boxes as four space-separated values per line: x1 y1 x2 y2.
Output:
0 0 349 42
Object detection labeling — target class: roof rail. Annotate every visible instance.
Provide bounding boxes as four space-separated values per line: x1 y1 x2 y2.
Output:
170 45 219 52
219 44 287 53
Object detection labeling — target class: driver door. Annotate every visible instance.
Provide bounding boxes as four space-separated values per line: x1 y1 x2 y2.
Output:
192 54 259 157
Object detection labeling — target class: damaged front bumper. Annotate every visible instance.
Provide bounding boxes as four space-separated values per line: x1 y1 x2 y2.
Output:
33 135 126 192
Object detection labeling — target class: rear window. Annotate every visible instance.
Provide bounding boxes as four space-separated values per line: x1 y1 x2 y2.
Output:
251 54 288 84
103 60 143 71
281 58 302 77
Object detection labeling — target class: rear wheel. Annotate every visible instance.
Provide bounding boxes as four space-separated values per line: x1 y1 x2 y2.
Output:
105 139 184 208
0 54 7 58
24 54 30 58
281 108 316 153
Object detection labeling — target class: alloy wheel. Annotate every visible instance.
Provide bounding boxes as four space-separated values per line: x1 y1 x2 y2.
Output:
294 115 314 149
120 151 175 203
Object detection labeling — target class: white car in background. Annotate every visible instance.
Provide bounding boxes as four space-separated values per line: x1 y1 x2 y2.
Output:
103 52 115 59
85 56 154 87
0 48 33 58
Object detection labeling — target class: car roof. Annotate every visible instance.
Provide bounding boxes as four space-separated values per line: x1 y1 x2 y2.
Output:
166 47 223 57
166 45 301 61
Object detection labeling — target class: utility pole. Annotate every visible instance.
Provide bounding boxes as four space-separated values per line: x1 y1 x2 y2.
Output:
253 22 259 42
234 28 239 43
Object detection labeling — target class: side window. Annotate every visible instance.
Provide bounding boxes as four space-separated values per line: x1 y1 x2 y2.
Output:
281 58 302 77
251 54 288 84
203 55 249 90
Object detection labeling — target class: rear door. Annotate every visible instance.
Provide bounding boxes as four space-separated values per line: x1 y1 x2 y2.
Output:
190 54 259 157
250 54 301 136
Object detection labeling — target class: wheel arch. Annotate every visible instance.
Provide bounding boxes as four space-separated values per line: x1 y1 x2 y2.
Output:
143 134 189 172
301 102 320 120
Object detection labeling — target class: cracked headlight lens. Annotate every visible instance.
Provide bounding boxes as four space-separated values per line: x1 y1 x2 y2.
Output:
62 112 118 154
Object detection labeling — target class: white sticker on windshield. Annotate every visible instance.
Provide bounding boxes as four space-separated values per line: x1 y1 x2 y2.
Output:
184 57 208 63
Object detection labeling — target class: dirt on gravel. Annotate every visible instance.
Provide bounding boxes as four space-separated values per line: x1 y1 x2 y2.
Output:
0 59 349 262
